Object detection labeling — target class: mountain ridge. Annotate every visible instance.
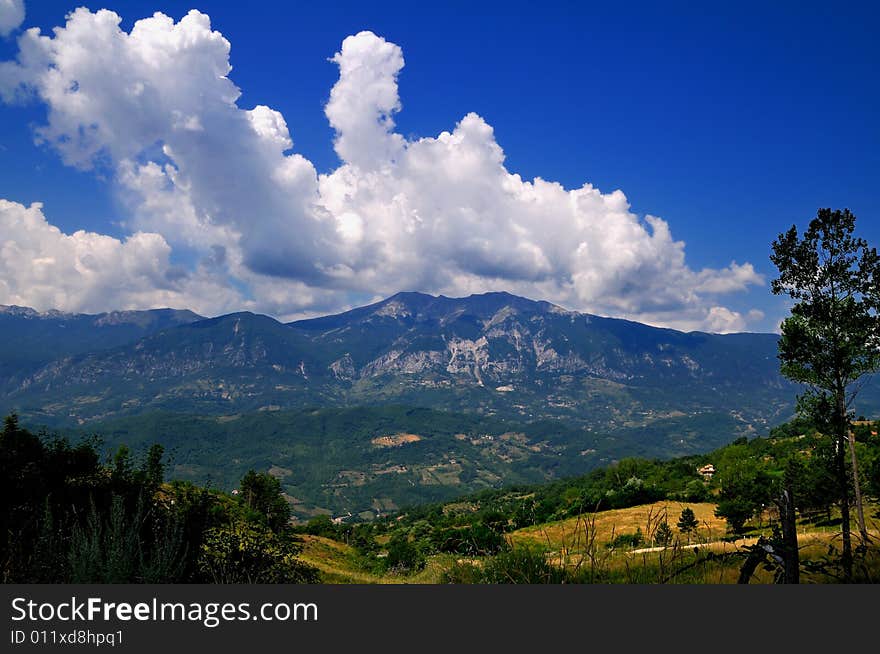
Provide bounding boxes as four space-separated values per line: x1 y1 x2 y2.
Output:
0 304 203 323
289 291 770 337
1 291 774 337
0 305 205 392
0 290 802 431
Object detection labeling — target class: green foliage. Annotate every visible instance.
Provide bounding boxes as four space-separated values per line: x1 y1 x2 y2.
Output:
605 474 665 508
714 498 754 534
143 443 165 491
198 521 318 583
27 500 66 583
771 208 880 394
47 404 768 522
1 414 102 582
654 521 673 547
770 207 880 576
7 407 878 584
430 521 508 556
384 533 427 574
238 470 291 532
373 414 880 578
68 494 186 583
713 446 774 533
785 442 838 521
607 528 644 550
392 450 717 547
442 545 570 584
112 445 134 485
866 444 880 501
302 514 337 538
0 414 318 583
681 479 710 502
677 507 699 535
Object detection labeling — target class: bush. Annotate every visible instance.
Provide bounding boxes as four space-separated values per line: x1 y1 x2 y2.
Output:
431 524 507 556
606 528 644 550
384 533 426 574
69 494 187 583
441 546 570 584
198 521 318 583
302 514 338 538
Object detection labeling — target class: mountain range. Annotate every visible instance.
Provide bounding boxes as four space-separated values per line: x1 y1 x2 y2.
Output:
2 291 799 428
6 290 875 518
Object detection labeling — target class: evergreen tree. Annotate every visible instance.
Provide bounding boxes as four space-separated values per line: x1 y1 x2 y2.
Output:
654 521 673 547
677 507 699 542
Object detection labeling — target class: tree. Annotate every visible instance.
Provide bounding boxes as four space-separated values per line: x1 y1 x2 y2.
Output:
111 444 134 484
788 441 837 522
715 497 755 535
141 443 165 491
677 507 700 543
384 532 426 574
654 521 673 547
713 451 773 535
238 470 291 532
770 208 880 579
682 479 709 503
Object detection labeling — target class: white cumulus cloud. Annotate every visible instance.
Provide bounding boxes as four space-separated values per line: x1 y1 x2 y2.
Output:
325 31 406 170
0 9 763 332
0 199 243 315
0 0 24 37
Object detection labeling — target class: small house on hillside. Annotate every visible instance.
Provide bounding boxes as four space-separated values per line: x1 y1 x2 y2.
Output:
697 464 715 480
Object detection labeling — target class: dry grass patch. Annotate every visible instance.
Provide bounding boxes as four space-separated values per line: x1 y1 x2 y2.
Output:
512 501 727 550
268 465 292 478
371 433 422 447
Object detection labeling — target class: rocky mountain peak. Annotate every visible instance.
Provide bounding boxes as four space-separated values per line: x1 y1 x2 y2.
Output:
0 305 69 319
292 291 572 332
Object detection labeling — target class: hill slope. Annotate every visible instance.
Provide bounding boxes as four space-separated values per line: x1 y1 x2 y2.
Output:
72 406 745 520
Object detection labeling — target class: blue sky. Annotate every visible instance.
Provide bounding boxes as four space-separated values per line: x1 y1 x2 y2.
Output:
0 0 877 332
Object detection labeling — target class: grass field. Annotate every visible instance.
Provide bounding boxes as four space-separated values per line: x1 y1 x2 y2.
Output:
297 535 453 584
509 500 880 583
297 500 880 584
511 501 728 549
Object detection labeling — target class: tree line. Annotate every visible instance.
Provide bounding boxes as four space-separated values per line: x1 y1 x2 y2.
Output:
0 414 317 583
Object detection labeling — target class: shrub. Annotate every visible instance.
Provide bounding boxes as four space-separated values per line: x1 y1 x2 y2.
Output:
606 528 644 550
384 533 426 574
441 546 570 584
198 521 318 583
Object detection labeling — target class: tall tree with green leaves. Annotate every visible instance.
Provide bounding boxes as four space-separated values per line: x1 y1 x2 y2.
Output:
238 470 291 532
714 450 774 535
770 207 880 579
